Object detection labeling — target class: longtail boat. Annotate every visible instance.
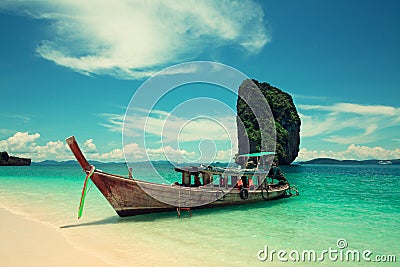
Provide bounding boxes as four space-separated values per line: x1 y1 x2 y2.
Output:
66 136 298 217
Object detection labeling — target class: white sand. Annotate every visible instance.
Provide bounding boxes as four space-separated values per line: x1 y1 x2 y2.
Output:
0 207 209 267
0 207 286 267
0 207 112 267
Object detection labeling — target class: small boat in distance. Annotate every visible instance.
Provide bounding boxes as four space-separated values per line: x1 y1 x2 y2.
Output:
66 136 298 217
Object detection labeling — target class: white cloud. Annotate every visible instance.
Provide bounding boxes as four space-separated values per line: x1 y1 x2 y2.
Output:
0 132 233 162
298 144 400 161
0 132 40 153
216 148 237 162
298 103 400 116
114 107 238 163
1 0 269 79
299 113 336 138
0 132 105 161
322 135 378 145
98 113 125 134
82 139 97 153
0 132 71 161
175 117 236 143
298 102 400 145
101 109 237 145
33 140 68 160
88 148 125 161
146 145 196 161
123 143 145 161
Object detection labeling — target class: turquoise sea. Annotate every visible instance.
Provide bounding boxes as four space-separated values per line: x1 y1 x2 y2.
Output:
0 163 399 266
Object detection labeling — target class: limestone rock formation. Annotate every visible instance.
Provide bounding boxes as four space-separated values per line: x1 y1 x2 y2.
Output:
0 151 31 166
237 79 301 165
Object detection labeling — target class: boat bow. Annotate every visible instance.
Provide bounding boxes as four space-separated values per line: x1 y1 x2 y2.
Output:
66 136 91 171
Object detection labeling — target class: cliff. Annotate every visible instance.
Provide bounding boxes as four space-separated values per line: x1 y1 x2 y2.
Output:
0 151 31 166
236 79 301 165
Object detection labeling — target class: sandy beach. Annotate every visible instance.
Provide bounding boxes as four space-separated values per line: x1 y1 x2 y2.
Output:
0 207 112 267
0 206 217 267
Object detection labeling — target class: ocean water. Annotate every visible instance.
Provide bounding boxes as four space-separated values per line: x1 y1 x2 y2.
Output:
0 163 399 266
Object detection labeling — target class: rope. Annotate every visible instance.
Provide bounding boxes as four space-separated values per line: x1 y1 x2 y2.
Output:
78 165 95 219
86 182 94 194
286 185 299 197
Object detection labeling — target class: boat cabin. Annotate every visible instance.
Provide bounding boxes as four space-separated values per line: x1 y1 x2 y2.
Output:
174 166 277 190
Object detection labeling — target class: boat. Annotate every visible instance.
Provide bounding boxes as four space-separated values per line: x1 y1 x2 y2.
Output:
66 136 298 217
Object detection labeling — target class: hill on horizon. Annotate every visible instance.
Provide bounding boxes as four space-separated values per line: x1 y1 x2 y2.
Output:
299 158 400 165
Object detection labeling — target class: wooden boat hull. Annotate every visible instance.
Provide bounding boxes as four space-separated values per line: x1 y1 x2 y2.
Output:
90 170 289 217
66 136 292 217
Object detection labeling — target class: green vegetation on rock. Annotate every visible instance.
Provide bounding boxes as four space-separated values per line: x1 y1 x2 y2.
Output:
237 79 301 165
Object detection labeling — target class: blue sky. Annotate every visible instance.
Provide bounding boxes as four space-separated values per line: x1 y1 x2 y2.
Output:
0 0 399 162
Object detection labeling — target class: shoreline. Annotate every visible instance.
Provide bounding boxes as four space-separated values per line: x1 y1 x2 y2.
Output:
0 207 113 267
0 206 225 267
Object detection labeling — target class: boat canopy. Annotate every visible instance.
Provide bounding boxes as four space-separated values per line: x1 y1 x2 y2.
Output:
174 166 208 174
175 166 270 175
237 151 275 157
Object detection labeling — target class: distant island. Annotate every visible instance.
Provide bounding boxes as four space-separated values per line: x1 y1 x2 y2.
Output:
32 160 105 165
299 158 400 165
0 151 31 166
